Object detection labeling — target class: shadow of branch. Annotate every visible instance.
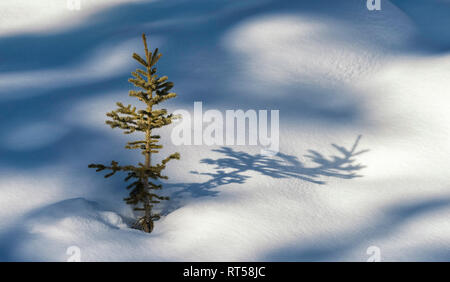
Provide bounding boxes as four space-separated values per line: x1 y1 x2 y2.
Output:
161 135 368 215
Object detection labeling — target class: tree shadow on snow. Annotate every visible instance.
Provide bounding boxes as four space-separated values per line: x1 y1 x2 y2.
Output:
161 135 368 214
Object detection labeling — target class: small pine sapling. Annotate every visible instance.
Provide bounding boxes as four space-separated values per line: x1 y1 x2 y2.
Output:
89 34 180 233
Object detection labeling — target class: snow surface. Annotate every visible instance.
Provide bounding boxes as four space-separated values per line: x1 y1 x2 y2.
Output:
0 0 449 261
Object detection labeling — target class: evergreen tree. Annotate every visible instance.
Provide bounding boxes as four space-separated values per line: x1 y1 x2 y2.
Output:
89 34 180 233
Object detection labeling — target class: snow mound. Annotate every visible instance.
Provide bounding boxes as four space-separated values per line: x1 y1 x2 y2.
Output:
0 198 132 261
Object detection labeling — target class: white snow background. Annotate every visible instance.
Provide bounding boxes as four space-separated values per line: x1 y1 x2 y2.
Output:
0 0 449 261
